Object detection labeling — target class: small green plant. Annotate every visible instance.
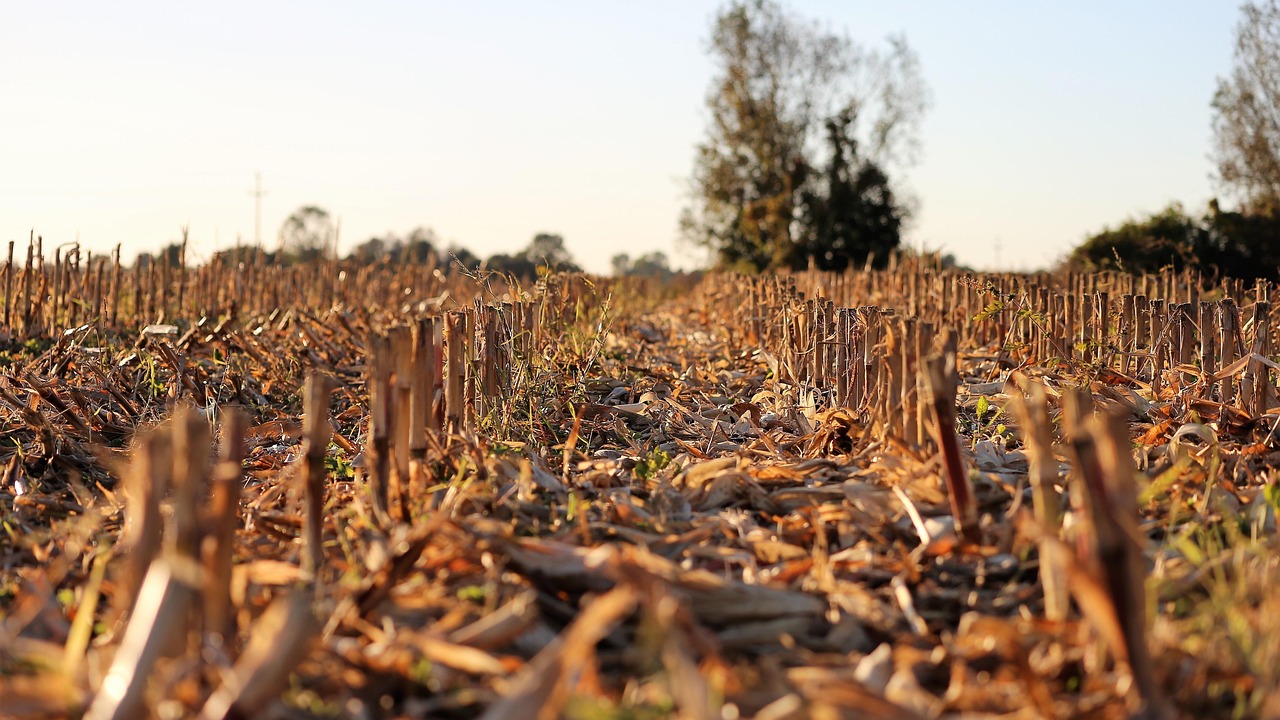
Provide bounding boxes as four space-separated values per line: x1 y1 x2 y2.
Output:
634 447 671 481
324 445 354 480
975 395 994 425
1264 478 1280 514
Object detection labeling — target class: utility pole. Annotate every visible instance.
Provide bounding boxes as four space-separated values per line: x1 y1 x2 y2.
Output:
249 173 267 248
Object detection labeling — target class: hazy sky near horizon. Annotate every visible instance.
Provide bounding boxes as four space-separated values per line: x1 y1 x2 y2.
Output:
1 2 1242 273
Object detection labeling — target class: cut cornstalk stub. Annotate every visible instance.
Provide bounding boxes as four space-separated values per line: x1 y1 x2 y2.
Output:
1008 376 1069 622
1086 411 1166 719
924 353 981 545
301 374 335 576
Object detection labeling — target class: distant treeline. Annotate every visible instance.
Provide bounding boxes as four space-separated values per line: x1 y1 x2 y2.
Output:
135 205 676 279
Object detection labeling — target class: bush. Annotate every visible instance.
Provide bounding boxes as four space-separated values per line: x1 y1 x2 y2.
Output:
1066 201 1280 280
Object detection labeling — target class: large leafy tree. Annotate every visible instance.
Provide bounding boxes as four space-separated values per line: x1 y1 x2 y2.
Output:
1212 0 1280 213
681 0 927 272
612 251 673 277
523 233 579 271
799 110 902 270
278 206 336 263
486 233 581 278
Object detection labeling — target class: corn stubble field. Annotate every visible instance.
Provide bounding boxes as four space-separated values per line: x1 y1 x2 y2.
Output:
1 243 1278 719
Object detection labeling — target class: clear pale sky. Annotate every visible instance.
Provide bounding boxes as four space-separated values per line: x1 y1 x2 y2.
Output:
0 2 1241 273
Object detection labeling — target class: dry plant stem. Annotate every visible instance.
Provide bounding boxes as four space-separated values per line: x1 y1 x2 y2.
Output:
479 583 639 720
1068 399 1135 648
0 382 57 451
302 375 334 576
85 560 197 720
198 590 319 720
924 354 980 544
114 431 170 620
444 311 466 433
1009 378 1068 622
913 321 929 448
63 549 109 677
389 325 413 518
1149 300 1165 396
319 516 442 641
883 320 903 442
481 305 500 411
1087 412 1167 719
462 309 477 430
1252 301 1271 413
1059 386 1090 561
408 320 431 498
1200 301 1217 386
168 409 211 658
1220 299 1238 402
203 409 247 645
4 240 12 329
22 235 33 333
901 318 917 443
50 246 61 336
366 332 392 522
171 409 210 562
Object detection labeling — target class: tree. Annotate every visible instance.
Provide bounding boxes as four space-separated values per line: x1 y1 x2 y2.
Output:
348 235 390 264
485 233 581 278
1202 200 1280 279
1212 1 1280 213
612 251 673 277
681 0 927 272
524 233 580 272
484 252 537 278
1067 203 1206 274
1066 201 1280 280
799 109 902 270
159 241 185 268
399 227 438 263
278 206 336 263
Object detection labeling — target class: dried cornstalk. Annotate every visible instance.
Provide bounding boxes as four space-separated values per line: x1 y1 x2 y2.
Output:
389 326 414 519
113 430 170 619
444 311 466 433
202 409 247 645
408 319 432 496
479 584 639 720
924 353 980 544
85 560 198 720
170 408 210 562
301 374 334 575
1009 377 1068 621
3 240 12 329
1081 411 1167 718
365 331 392 521
198 591 319 720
